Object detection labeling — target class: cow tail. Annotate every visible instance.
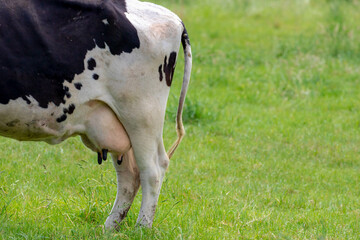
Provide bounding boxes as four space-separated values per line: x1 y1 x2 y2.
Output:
167 24 192 159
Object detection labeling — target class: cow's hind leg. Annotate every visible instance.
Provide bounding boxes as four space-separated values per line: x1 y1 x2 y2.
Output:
134 135 169 227
120 110 170 227
80 101 140 229
104 150 140 229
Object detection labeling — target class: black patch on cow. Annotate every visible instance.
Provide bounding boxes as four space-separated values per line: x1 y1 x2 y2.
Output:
87 58 96 71
74 83 83 90
63 108 69 114
181 23 191 48
163 52 177 87
158 65 163 82
93 74 99 80
65 92 71 98
68 104 75 114
0 0 140 108
56 114 67 123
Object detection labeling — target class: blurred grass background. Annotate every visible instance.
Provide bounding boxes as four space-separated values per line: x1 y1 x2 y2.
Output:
1 0 360 239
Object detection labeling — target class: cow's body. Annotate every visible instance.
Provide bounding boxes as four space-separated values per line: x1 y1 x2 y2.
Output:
0 0 192 228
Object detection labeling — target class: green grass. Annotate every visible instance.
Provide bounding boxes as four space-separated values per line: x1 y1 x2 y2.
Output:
1 0 360 239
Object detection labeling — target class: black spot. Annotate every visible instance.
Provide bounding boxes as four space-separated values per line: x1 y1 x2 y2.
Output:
63 108 68 114
74 82 82 90
64 86 69 92
163 52 177 87
93 74 99 80
68 104 75 114
65 92 71 98
181 23 191 48
158 65 163 82
56 114 67 123
0 0 140 108
87 58 96 70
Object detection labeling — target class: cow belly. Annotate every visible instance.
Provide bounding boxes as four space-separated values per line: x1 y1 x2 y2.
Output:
0 97 75 142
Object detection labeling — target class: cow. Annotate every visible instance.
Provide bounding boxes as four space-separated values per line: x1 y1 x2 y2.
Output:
0 0 192 229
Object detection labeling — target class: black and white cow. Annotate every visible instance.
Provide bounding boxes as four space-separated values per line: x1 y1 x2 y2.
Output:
0 0 192 228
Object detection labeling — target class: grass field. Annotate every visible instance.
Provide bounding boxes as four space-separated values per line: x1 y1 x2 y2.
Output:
1 0 360 239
